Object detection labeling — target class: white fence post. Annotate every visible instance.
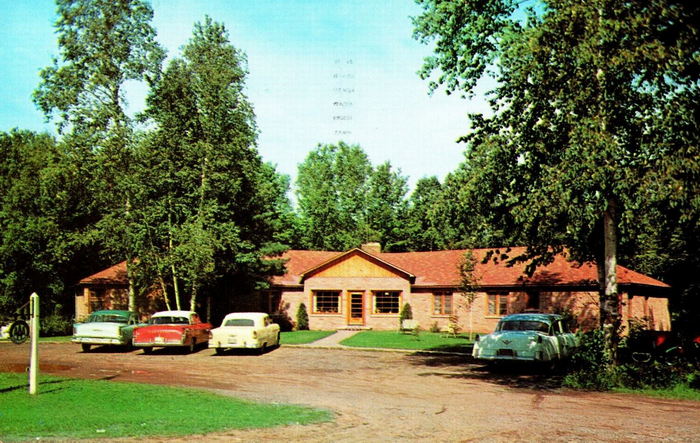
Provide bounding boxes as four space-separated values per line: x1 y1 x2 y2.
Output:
29 292 39 395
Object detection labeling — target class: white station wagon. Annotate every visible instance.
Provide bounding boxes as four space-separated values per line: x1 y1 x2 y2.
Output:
209 312 280 354
472 313 578 365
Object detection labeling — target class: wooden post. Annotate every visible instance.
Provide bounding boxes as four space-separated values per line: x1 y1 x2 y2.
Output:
29 292 39 395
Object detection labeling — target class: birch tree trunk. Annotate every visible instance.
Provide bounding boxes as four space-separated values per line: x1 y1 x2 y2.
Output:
601 198 620 362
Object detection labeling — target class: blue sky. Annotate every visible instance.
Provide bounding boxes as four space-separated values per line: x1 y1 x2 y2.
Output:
1 0 488 191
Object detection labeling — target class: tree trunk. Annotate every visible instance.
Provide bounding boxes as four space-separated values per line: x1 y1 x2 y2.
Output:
172 262 181 311
600 198 621 363
190 284 198 312
167 210 181 310
126 260 136 312
158 275 172 311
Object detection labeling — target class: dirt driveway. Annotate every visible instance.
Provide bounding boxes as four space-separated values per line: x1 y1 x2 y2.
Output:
2 342 699 442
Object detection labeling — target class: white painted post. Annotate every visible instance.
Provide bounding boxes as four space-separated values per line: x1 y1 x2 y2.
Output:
29 292 39 395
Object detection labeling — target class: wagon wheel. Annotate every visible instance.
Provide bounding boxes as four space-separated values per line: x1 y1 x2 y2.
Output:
9 320 30 344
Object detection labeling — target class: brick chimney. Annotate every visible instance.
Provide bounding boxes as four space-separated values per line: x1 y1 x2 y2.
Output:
361 242 381 254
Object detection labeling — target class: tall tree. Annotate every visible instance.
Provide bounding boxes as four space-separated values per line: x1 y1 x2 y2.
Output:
404 176 444 251
34 0 165 310
141 17 288 312
365 162 409 251
414 0 699 356
296 142 372 250
296 143 410 251
0 130 99 313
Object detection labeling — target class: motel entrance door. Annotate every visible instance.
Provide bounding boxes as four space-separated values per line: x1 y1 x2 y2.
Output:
348 292 365 326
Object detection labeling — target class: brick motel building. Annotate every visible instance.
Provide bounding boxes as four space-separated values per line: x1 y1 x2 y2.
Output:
76 244 670 334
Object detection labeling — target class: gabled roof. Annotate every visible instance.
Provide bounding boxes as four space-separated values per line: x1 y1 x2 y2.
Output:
271 247 670 289
78 247 670 291
299 248 416 283
78 261 129 286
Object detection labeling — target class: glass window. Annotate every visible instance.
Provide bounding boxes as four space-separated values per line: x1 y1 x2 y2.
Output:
433 292 453 315
225 318 255 327
487 292 510 316
373 291 400 314
313 291 340 314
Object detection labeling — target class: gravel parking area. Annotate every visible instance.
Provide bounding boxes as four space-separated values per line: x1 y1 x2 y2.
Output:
2 342 699 442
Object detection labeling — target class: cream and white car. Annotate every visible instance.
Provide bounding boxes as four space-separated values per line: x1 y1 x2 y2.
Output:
473 313 578 366
209 312 280 354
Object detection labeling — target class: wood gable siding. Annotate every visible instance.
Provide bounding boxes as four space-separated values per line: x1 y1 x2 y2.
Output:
312 254 407 279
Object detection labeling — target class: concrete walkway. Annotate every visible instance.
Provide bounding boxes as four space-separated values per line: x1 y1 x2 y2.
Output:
298 329 361 348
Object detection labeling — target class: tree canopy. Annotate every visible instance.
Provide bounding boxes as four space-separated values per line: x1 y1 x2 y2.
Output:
295 142 413 251
139 17 290 312
414 0 699 342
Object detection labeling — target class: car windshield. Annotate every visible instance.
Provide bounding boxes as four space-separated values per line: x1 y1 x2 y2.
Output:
151 316 189 325
224 318 255 327
87 314 128 323
497 320 550 333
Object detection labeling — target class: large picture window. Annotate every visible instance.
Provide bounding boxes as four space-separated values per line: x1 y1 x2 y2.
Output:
373 291 400 314
433 291 453 315
487 292 509 316
312 290 341 314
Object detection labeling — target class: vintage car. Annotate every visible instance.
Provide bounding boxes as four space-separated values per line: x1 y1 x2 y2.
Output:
132 310 212 354
208 312 280 354
72 310 141 352
472 313 578 365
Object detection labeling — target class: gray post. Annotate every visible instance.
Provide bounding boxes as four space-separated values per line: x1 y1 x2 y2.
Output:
29 292 39 395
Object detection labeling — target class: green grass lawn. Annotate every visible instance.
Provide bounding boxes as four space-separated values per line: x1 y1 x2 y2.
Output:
613 384 700 402
340 330 474 352
0 335 73 343
38 335 73 342
0 372 331 441
280 330 335 345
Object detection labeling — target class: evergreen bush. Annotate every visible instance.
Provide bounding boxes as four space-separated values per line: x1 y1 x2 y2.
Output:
398 302 412 330
295 303 309 331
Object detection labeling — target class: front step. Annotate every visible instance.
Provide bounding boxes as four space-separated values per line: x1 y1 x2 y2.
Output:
338 326 372 331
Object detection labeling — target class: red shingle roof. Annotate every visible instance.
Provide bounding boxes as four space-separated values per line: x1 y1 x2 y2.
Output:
80 248 670 290
271 247 669 289
79 261 129 286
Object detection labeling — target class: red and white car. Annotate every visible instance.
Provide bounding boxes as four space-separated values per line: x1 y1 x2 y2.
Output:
132 310 211 354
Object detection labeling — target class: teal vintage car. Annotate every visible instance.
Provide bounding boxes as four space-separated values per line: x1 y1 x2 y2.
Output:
472 313 579 366
72 310 141 352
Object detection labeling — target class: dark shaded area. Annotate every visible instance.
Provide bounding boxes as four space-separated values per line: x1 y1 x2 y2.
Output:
407 352 568 391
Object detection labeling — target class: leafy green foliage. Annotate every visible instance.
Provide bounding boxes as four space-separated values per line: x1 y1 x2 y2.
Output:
34 0 166 311
413 0 700 349
0 372 331 440
563 330 618 390
296 302 309 331
138 17 291 311
399 302 413 330
295 143 411 251
0 130 101 314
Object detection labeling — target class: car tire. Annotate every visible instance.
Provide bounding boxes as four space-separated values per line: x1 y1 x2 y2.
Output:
81 343 91 353
143 347 153 355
